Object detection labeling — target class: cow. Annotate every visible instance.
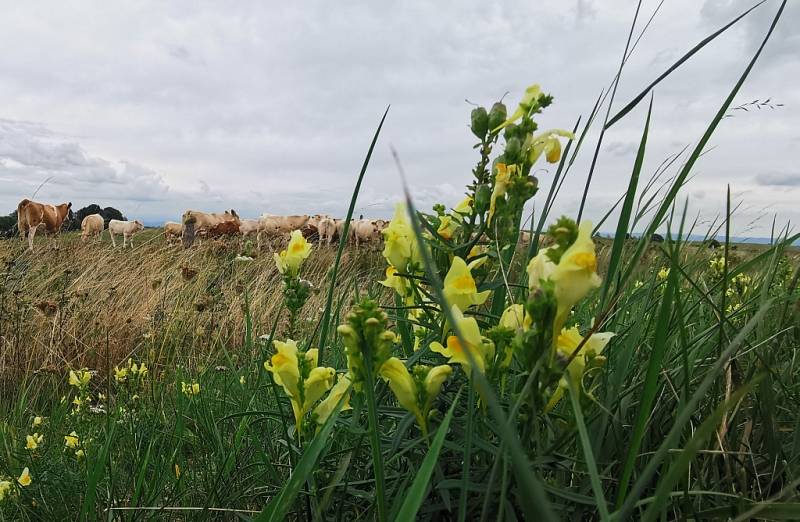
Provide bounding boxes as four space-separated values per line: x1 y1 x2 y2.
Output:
351 219 382 247
182 209 240 248
16 199 72 251
317 216 338 245
109 219 145 248
206 220 240 238
164 221 183 243
80 214 104 242
258 214 310 240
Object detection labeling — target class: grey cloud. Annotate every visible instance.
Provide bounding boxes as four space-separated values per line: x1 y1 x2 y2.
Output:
754 172 800 187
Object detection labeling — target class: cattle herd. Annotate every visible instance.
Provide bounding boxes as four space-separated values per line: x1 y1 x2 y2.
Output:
14 198 389 251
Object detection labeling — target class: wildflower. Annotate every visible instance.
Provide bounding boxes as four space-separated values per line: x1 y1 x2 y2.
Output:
337 299 397 388
379 357 451 436
382 203 421 272
499 303 530 332
545 326 614 411
181 382 200 396
239 375 246 385
633 280 644 289
657 267 670 281
489 163 516 222
550 221 602 325
135 362 148 380
453 196 473 220
436 215 459 240
114 366 129 383
25 433 43 451
31 416 44 428
528 129 574 164
494 84 542 131
18 468 31 487
380 266 411 299
313 373 353 426
72 397 83 411
443 256 490 312
526 247 557 292
431 305 495 377
64 431 80 449
274 230 312 276
69 368 91 389
0 479 13 501
264 339 336 431
75 449 85 460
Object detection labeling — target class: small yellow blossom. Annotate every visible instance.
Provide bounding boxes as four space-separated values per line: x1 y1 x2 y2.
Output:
0 479 13 501
431 305 494 377
64 431 80 449
274 230 312 276
551 221 602 327
489 163 516 223
69 369 91 389
25 433 43 451
500 304 530 332
436 215 458 240
443 256 490 312
174 464 181 479
313 373 353 426
380 266 410 299
75 449 85 460
239 375 246 385
31 416 44 428
379 358 451 435
528 129 574 164
114 366 128 383
545 327 614 411
526 247 557 292
494 84 542 131
181 382 200 396
382 203 421 272
453 196 473 220
18 468 31 487
657 267 670 281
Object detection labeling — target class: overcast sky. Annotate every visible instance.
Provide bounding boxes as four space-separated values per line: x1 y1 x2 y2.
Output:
0 0 797 237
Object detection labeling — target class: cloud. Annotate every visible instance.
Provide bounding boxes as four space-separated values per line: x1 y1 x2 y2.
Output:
754 172 800 187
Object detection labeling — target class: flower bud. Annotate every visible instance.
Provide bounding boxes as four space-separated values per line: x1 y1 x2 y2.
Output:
470 107 489 139
488 102 507 131
474 183 491 214
504 137 521 163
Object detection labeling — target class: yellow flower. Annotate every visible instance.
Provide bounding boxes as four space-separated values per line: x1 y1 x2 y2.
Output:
551 221 602 326
239 375 246 385
545 326 614 411
443 256 490 312
526 247 557 292
382 203 420 272
274 230 312 276
436 215 458 240
453 196 473 220
64 431 80 449
489 163 516 223
75 449 85 460
528 129 574 164
380 266 410 298
0 479 13 501
174 463 181 479
136 363 148 380
25 433 43 451
379 358 451 436
313 374 353 426
494 84 542 131
31 416 43 428
181 382 200 396
431 305 494 377
69 369 91 388
657 267 670 281
17 468 31 487
114 366 128 383
500 304 530 332
264 340 335 431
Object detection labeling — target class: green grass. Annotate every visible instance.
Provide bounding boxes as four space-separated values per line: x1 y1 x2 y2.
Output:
1 2 799 519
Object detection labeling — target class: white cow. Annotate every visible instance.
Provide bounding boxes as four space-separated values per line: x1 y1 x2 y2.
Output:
164 221 183 243
109 219 144 248
351 219 381 247
317 216 338 245
80 214 104 242
259 214 310 239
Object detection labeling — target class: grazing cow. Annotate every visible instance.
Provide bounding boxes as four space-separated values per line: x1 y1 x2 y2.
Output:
258 214 310 239
109 219 144 248
164 221 183 243
182 209 240 248
16 199 72 251
80 214 104 242
351 219 381 247
317 217 337 245
206 220 240 238
238 218 263 248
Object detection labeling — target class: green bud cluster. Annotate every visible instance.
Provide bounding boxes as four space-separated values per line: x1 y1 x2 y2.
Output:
545 216 579 264
337 299 396 389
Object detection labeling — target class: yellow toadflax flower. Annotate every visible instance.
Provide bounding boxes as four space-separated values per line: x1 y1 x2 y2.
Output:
75 449 85 460
313 373 353 426
431 306 494 377
494 84 542 131
550 221 602 328
526 247 557 292
436 215 459 241
114 366 128 383
264 339 336 432
274 230 312 276
25 433 44 451
453 196 474 221
382 203 421 272
545 326 614 411
379 357 451 436
0 478 13 501
528 129 574 165
380 266 411 300
18 468 32 487
64 431 80 449
181 382 200 396
657 267 670 281
499 303 530 332
69 369 91 389
443 257 490 312
31 416 44 428
488 163 516 223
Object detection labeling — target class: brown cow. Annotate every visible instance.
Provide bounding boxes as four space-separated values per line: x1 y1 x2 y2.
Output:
182 209 240 247
17 199 72 251
206 220 240 238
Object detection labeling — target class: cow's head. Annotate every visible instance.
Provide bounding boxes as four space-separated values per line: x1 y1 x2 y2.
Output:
134 220 144 231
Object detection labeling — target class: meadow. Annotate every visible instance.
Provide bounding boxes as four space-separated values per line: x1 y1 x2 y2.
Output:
2 3 800 520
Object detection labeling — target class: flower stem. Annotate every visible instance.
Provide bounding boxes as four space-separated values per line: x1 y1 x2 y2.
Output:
362 372 387 522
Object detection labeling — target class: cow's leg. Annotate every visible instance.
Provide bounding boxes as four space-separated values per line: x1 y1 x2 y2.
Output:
123 234 129 248
27 226 37 251
111 232 116 247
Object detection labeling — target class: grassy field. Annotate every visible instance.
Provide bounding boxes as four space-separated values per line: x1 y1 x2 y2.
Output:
2 4 800 517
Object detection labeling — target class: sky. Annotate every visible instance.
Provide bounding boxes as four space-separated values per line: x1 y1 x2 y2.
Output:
0 0 797 237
